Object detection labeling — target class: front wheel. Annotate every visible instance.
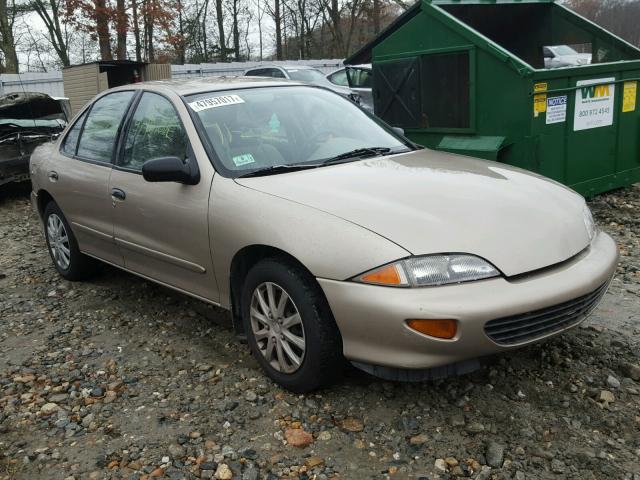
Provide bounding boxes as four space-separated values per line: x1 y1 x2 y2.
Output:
43 201 98 281
241 258 343 392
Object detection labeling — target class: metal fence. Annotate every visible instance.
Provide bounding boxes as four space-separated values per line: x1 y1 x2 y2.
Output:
0 60 344 97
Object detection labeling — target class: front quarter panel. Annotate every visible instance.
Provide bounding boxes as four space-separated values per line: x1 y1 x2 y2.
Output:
210 176 411 308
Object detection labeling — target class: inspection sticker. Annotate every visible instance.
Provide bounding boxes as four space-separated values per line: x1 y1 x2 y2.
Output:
232 153 255 167
622 81 637 113
189 94 245 112
546 95 567 124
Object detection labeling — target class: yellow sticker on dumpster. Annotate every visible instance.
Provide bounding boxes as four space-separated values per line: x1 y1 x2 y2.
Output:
534 82 548 93
622 81 637 113
533 93 547 116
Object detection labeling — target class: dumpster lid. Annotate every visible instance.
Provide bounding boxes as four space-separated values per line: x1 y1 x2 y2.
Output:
437 135 507 157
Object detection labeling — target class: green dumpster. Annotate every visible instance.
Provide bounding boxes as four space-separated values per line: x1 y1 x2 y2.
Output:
345 0 640 196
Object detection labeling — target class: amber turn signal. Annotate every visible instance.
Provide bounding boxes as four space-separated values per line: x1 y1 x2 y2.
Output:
407 319 457 339
359 264 404 286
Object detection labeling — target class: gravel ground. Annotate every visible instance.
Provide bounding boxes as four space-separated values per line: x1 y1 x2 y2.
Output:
0 183 639 480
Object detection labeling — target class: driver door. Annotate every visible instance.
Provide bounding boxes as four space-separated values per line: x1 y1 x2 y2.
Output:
109 91 219 302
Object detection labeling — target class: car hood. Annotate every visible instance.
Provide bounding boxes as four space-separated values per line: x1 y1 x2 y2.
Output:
236 150 591 277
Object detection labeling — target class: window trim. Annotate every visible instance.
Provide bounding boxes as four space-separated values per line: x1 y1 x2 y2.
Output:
114 89 195 176
59 89 139 167
376 46 477 134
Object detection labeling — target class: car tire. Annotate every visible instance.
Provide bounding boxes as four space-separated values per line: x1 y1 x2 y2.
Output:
43 201 99 281
241 258 343 392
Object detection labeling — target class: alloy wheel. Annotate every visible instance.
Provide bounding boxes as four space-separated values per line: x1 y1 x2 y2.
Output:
47 214 71 270
250 282 306 373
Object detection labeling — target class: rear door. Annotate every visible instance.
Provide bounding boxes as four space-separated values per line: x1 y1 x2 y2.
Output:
109 91 218 301
46 90 136 266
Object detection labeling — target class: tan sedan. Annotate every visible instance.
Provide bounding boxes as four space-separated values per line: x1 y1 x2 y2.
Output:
30 78 618 392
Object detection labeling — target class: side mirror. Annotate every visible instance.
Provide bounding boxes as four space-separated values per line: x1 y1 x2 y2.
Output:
142 156 200 185
392 126 405 137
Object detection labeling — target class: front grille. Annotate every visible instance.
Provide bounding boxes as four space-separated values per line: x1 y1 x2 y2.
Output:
484 282 609 346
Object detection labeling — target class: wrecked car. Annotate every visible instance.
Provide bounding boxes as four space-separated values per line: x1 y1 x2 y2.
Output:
0 92 69 187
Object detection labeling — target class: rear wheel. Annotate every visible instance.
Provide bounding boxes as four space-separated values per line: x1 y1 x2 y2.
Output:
241 258 343 392
43 202 98 281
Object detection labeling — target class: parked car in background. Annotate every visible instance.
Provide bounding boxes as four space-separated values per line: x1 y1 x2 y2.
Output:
326 64 373 112
30 77 617 392
1 92 70 187
543 45 592 68
244 65 361 105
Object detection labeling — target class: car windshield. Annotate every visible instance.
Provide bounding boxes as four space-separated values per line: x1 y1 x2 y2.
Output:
187 86 410 176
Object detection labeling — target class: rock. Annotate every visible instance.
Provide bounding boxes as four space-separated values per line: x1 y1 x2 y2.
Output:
409 434 429 445
168 444 185 458
284 428 314 448
607 375 621 389
551 459 565 473
486 442 505 468
305 456 324 468
599 390 616 404
622 363 640 381
317 431 332 441
444 457 458 467
214 463 233 479
242 467 259 480
466 422 485 434
81 413 94 427
434 458 447 472
41 403 59 415
244 390 257 402
340 417 364 432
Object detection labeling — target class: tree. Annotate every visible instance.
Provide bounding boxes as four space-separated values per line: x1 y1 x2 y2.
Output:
0 0 19 72
115 0 127 59
31 0 71 67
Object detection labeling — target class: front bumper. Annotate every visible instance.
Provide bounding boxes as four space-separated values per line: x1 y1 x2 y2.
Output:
318 231 618 370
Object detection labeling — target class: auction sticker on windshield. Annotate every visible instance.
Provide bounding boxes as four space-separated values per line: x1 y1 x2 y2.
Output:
189 95 245 112
574 78 615 131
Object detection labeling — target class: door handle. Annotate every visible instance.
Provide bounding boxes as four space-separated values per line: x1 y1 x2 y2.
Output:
48 171 58 181
111 188 126 201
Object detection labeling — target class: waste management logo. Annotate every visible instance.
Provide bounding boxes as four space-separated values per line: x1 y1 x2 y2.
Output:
574 77 615 131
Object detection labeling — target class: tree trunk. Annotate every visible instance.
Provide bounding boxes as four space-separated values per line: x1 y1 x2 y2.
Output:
95 0 113 60
232 0 240 60
274 0 282 60
0 0 18 72
177 0 185 63
131 0 142 61
215 0 226 60
116 0 127 59
373 0 380 34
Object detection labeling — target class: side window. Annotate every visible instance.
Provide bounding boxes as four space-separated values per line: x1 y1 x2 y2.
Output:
350 68 372 88
77 91 134 163
328 69 349 87
246 69 266 77
269 69 287 79
121 92 188 171
61 111 87 156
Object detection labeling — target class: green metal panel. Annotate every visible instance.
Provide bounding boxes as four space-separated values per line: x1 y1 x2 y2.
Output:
365 0 640 196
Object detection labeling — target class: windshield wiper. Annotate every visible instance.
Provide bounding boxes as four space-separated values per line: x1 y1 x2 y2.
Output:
237 163 321 178
322 147 392 165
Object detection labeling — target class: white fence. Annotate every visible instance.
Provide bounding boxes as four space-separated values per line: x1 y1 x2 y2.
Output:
0 71 64 97
0 60 344 97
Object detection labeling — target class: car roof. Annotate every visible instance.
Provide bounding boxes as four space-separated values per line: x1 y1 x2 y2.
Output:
113 76 303 96
247 64 319 72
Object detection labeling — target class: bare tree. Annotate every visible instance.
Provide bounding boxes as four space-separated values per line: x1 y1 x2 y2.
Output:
0 0 19 72
31 0 70 66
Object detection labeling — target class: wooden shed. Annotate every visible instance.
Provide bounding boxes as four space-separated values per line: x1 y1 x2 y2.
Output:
63 60 172 115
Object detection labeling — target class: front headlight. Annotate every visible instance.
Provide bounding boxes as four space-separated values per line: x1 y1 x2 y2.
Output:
354 254 500 287
583 205 597 241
